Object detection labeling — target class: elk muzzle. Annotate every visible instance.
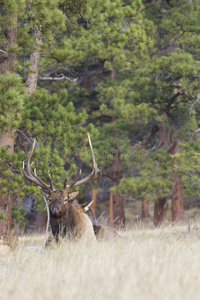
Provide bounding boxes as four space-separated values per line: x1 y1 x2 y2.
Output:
51 205 60 214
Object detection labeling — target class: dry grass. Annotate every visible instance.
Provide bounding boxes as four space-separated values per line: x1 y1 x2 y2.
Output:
1 224 200 300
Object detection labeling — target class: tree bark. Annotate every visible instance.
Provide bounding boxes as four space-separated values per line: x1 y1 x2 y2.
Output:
142 197 150 218
16 34 42 153
25 35 42 96
108 65 125 228
171 139 184 222
165 33 184 222
109 192 114 226
111 154 125 228
0 14 18 74
153 127 168 226
0 14 18 237
153 197 167 226
0 130 15 154
0 129 15 237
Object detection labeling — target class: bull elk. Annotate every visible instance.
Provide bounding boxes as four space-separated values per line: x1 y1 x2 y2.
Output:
22 134 101 242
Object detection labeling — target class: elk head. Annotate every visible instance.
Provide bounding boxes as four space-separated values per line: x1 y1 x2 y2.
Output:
22 134 101 218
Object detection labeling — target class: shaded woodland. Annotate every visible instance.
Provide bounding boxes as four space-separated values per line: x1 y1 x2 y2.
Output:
1 0 200 236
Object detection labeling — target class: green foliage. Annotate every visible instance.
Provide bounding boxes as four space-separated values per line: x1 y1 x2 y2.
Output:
19 0 65 43
45 0 153 76
47 0 155 178
113 150 172 201
0 0 25 45
136 1 200 120
0 146 26 197
107 0 200 201
0 213 6 220
0 72 25 131
173 140 200 196
20 89 97 208
2 0 200 226
12 204 27 226
23 89 89 153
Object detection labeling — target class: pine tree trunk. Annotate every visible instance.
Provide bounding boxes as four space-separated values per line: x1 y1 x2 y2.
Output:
108 64 125 228
0 14 18 237
111 154 125 228
171 139 184 222
16 34 42 164
0 129 15 237
109 192 114 226
0 130 15 154
17 34 42 149
153 197 167 226
25 35 42 96
108 66 125 228
165 37 184 222
142 197 150 218
0 14 18 74
153 127 168 226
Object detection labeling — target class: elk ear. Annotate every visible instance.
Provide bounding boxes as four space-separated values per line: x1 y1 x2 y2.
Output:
81 199 93 212
68 191 80 201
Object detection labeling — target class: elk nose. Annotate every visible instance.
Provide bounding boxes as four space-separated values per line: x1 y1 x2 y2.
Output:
52 206 59 213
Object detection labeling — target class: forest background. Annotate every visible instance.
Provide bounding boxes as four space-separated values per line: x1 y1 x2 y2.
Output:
1 0 200 236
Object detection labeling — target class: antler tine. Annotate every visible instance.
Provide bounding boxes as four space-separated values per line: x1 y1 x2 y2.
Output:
32 167 53 192
87 133 100 176
22 160 47 190
22 139 52 192
22 141 43 188
26 139 36 177
63 172 68 190
66 134 101 190
33 168 48 190
64 169 82 191
48 170 56 191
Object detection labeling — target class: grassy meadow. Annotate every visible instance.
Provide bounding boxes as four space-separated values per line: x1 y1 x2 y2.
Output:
1 223 200 300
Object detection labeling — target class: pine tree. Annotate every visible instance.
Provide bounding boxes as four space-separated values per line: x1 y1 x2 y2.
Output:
42 0 154 227
17 0 66 95
0 1 26 235
112 0 200 224
21 89 96 212
0 0 90 235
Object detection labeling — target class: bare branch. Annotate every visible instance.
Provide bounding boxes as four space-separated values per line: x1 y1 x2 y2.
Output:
0 49 7 54
43 195 50 247
189 95 200 116
16 129 33 145
38 74 79 83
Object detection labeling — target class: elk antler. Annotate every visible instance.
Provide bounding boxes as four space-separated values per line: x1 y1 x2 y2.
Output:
63 169 82 191
22 134 101 193
21 139 53 193
63 133 101 191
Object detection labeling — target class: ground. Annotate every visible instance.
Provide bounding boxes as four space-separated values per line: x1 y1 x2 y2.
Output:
1 223 200 300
